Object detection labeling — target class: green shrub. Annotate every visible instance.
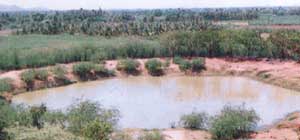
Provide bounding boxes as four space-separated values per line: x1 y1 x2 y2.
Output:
180 112 208 130
210 105 260 140
0 99 16 133
43 110 67 128
30 104 47 129
191 58 205 72
52 65 68 80
138 131 164 140
0 78 14 93
35 69 49 81
82 119 113 140
72 62 95 80
145 59 164 76
20 70 36 89
173 56 184 64
178 60 191 72
94 65 114 77
117 59 140 75
67 101 119 136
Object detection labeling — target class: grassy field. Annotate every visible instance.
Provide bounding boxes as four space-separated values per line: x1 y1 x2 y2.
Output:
249 14 300 25
0 34 158 49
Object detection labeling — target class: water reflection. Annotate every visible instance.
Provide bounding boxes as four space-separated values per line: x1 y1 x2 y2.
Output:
12 76 300 129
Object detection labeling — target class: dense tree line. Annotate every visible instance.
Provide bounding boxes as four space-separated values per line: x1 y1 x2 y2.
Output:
1 29 300 71
0 7 290 35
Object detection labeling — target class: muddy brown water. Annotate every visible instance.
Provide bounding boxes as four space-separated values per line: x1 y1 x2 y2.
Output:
12 76 300 129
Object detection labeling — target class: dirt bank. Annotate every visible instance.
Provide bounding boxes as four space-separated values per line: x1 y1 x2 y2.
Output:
1 57 300 97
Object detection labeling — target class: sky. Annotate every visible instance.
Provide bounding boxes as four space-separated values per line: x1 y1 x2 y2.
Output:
0 0 300 10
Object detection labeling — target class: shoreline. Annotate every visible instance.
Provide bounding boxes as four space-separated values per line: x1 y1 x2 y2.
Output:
1 57 300 98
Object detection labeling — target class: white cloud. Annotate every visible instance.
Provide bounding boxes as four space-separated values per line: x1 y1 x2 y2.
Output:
0 0 300 10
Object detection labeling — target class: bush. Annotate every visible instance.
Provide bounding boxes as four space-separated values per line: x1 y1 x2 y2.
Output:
138 131 164 140
173 56 184 64
35 69 49 81
94 65 114 77
180 112 208 130
145 59 164 76
178 60 191 72
67 101 119 136
0 78 14 93
72 62 95 80
117 59 140 75
30 104 47 129
191 58 205 72
210 105 260 140
82 119 113 140
0 99 16 133
20 70 36 89
52 65 68 80
43 110 67 128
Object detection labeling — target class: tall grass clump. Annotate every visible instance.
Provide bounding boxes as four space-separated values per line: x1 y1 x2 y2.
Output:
82 119 113 140
0 78 14 93
34 69 49 81
52 65 67 79
173 56 184 64
94 65 115 77
145 59 164 76
117 59 140 75
72 62 95 80
180 112 208 130
191 58 205 72
20 70 36 90
178 60 191 72
210 105 260 140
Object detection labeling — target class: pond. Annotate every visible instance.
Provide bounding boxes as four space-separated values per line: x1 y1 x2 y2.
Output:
12 76 300 129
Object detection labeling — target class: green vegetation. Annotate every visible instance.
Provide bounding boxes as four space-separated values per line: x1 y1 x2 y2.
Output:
35 69 49 81
180 112 208 130
0 99 119 140
117 59 141 75
178 60 192 72
1 29 300 71
52 65 68 80
67 101 119 136
20 70 36 90
145 59 164 76
94 65 115 77
72 62 95 80
210 105 260 140
138 131 164 140
250 14 300 25
173 56 184 64
191 58 206 72
30 104 47 129
0 78 13 94
82 119 113 140
72 62 113 80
